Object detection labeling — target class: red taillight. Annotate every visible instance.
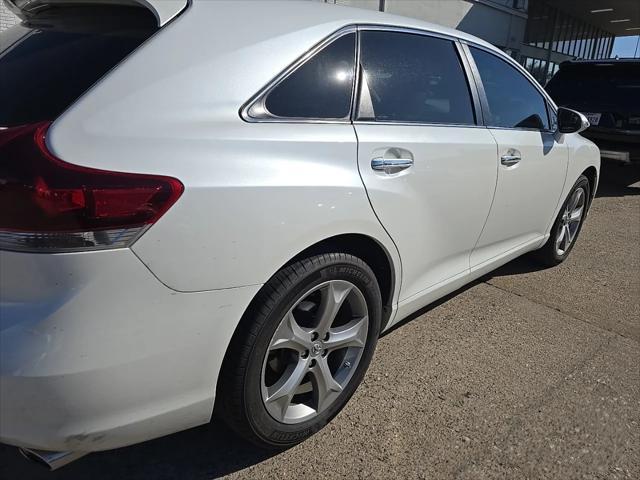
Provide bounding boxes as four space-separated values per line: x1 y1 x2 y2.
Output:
0 122 184 252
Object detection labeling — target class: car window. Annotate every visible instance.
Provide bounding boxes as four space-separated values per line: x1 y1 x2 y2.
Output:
0 6 158 127
264 33 356 119
470 47 550 130
358 31 475 125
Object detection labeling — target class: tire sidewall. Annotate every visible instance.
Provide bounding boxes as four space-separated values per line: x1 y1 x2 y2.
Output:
242 258 382 447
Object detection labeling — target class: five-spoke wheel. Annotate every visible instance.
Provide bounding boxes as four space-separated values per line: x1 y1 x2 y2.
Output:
535 174 591 266
261 280 369 424
218 253 382 448
555 186 586 256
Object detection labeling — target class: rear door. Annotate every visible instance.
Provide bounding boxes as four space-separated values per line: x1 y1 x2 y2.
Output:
466 46 568 267
353 29 498 302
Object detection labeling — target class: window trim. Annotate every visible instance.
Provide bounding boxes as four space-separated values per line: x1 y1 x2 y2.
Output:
462 42 558 133
239 25 358 124
240 22 559 131
353 25 483 128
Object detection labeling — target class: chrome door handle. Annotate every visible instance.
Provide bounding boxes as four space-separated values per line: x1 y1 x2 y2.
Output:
371 157 414 174
500 150 521 166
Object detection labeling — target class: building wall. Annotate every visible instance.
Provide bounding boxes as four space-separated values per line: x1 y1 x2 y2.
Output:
1 2 19 31
324 0 528 53
0 6 17 126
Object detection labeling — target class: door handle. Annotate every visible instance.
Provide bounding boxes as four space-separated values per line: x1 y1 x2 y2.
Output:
500 149 521 166
371 157 414 174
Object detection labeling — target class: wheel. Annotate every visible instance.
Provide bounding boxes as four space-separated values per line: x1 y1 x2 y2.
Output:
217 253 382 448
534 175 590 266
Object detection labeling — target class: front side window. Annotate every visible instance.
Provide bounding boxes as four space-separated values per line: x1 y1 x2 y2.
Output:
263 33 356 119
358 31 476 125
470 47 550 130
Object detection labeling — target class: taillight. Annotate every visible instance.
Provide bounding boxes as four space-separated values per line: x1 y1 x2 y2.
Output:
0 122 184 252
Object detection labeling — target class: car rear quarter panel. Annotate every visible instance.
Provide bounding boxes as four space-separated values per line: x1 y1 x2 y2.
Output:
46 1 401 295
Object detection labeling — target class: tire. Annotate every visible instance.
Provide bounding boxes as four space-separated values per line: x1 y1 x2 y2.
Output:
534 175 591 267
217 253 382 448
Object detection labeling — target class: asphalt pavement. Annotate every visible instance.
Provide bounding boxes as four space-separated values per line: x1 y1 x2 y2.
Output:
1 162 638 480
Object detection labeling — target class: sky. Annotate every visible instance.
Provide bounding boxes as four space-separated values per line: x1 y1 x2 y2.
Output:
611 35 640 58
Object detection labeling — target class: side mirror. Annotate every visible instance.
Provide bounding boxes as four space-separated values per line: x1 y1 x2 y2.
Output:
557 107 590 134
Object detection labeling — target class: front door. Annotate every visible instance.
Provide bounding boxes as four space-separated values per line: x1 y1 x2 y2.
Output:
466 46 569 267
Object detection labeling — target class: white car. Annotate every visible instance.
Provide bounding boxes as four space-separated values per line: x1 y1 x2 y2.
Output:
0 0 599 470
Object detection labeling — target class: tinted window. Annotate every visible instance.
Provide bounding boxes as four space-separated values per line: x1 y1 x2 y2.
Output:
0 7 157 127
359 31 475 125
470 47 549 130
265 33 356 119
546 62 640 112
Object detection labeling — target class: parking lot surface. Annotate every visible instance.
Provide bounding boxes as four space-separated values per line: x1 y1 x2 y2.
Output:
1 163 638 480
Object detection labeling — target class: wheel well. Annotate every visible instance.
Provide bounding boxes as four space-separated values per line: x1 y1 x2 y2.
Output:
583 166 598 205
286 234 396 330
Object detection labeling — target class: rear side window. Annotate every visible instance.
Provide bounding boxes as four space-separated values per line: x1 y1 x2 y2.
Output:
470 47 550 130
264 33 356 119
0 6 157 127
358 31 475 125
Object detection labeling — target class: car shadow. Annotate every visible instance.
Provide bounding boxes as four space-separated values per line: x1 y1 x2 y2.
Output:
595 160 640 198
0 421 279 480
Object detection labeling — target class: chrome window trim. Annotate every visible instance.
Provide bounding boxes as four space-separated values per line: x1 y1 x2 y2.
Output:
353 121 487 129
355 23 461 43
239 21 559 128
239 25 358 124
353 25 481 128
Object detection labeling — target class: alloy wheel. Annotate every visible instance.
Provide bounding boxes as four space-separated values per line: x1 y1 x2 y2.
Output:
555 186 586 256
261 280 369 424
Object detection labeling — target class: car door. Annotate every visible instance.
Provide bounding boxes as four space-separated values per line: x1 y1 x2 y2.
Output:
353 29 498 303
466 46 569 267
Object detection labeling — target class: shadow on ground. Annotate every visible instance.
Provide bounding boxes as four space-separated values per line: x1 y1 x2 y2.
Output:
0 421 279 480
595 160 640 198
1 158 638 480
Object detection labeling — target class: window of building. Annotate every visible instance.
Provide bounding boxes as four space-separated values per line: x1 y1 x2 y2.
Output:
358 31 475 125
264 33 356 119
470 47 550 130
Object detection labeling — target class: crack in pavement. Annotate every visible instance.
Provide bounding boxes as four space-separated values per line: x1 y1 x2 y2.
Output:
482 280 638 345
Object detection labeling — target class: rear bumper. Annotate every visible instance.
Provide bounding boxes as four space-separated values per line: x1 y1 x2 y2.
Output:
0 248 260 452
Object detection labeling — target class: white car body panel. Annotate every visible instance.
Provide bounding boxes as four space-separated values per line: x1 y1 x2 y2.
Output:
46 1 402 293
0 0 600 454
355 124 498 301
471 130 569 267
0 248 260 451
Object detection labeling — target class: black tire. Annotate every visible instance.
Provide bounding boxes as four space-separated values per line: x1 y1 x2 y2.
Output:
534 175 591 266
217 253 382 448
